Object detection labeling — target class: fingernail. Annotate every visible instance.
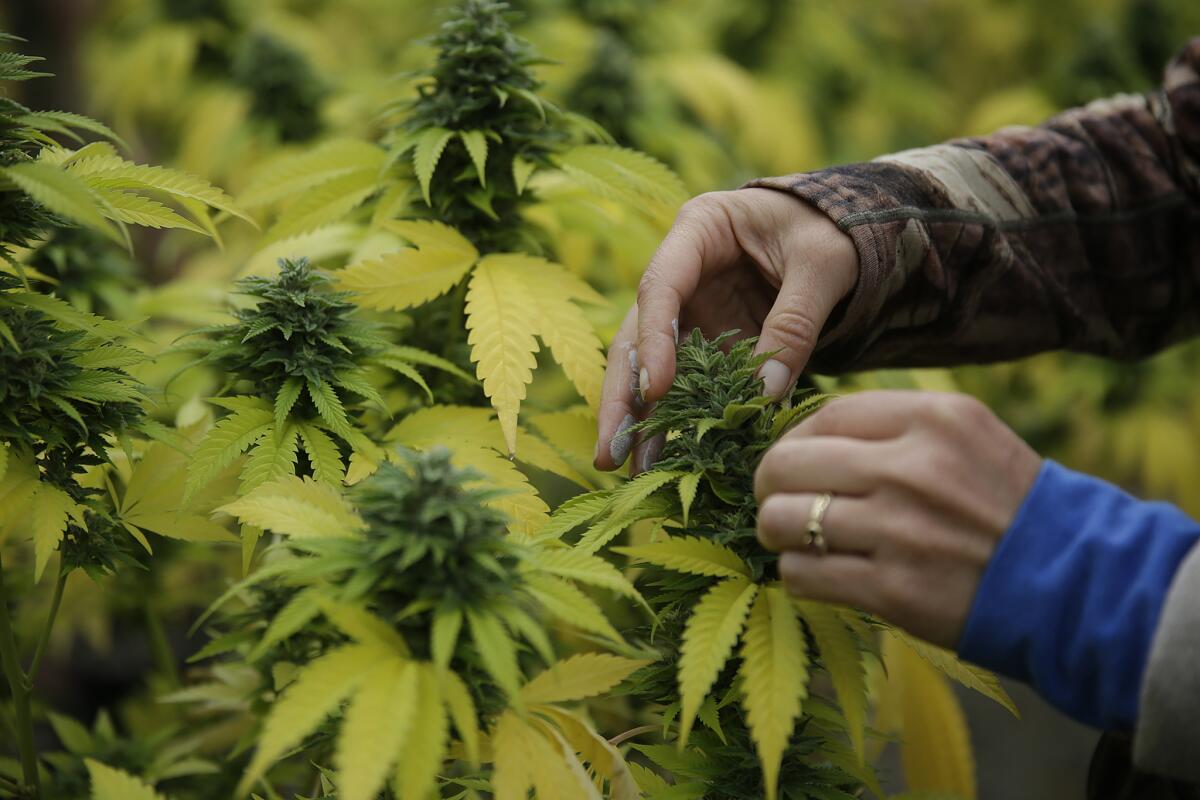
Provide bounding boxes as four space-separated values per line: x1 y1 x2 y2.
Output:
639 434 665 473
758 359 791 399
638 367 650 402
671 318 679 344
610 414 635 466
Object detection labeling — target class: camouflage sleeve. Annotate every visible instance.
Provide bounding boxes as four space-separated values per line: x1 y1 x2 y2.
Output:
749 38 1200 373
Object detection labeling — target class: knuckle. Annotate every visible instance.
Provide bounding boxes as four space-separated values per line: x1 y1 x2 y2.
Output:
754 441 794 494
755 496 789 547
636 270 662 303
778 552 806 593
902 448 952 491
678 191 723 221
765 306 821 351
876 568 914 611
790 398 839 438
919 392 983 431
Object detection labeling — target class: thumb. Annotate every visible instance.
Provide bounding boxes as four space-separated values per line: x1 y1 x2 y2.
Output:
752 263 846 398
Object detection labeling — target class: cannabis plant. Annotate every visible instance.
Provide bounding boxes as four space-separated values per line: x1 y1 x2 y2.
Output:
174 256 474 562
545 331 1018 799
85 0 328 152
239 0 683 459
198 447 646 799
0 32 248 799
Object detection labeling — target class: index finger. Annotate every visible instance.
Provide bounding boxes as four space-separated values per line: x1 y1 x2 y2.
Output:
634 195 741 403
594 305 641 470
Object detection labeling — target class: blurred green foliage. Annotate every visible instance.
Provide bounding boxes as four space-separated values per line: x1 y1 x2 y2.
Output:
2 0 1198 796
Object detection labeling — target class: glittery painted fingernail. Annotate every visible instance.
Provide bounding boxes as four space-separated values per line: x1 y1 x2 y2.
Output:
639 434 665 473
610 414 635 466
638 367 650 402
671 318 679 344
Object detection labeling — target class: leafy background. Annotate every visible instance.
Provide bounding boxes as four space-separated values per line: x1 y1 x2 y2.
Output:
3 0 1200 798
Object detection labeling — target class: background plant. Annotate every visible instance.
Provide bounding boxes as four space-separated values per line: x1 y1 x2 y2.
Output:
1 1 1197 798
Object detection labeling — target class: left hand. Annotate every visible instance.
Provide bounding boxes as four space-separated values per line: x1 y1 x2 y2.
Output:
754 390 1042 649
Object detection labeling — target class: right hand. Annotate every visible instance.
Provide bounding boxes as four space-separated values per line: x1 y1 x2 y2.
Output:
593 188 859 473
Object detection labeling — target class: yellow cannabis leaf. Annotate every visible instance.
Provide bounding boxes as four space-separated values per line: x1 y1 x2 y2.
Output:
519 256 607 408
537 706 641 800
118 442 236 545
33 481 86 580
391 404 589 488
677 472 701 527
527 407 611 489
413 127 454 205
608 470 684 518
539 491 613 541
248 587 322 662
467 608 522 702
513 156 537 194
879 632 977 799
338 220 479 311
3 160 123 245
739 587 809 800
295 422 346 485
239 138 386 209
677 576 758 746
466 255 543 454
218 475 367 540
318 598 411 656
557 144 687 209
68 157 255 226
492 711 602 800
463 253 606 453
86 760 167 800
392 665 447 800
525 574 626 643
460 129 488 186
527 547 642 600
889 626 1018 717
238 643 381 793
263 168 378 243
185 401 274 502
797 601 869 762
93 187 205 234
239 423 300 492
615 535 750 579
439 669 481 765
521 653 651 705
335 660 418 800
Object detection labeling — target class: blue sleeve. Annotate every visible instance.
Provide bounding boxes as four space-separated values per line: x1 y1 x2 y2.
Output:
957 460 1200 730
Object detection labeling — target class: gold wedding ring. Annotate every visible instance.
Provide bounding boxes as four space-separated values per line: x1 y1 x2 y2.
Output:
805 492 832 555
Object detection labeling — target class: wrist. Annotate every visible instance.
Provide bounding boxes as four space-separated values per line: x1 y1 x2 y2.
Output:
958 461 1200 730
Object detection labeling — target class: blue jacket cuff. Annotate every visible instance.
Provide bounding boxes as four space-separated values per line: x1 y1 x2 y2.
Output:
957 460 1200 729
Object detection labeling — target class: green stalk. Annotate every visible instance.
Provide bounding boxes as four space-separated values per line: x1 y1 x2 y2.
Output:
445 277 470 346
26 568 67 686
144 603 179 688
0 556 40 796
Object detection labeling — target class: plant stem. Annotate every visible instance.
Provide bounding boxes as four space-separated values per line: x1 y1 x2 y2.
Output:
608 724 658 747
26 568 66 686
144 603 179 688
445 278 469 345
0 556 39 796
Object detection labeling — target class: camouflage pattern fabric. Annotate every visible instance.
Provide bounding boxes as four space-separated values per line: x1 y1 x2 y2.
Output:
751 38 1200 374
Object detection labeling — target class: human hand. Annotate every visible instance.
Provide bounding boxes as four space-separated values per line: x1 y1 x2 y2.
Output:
754 390 1043 649
593 188 858 473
